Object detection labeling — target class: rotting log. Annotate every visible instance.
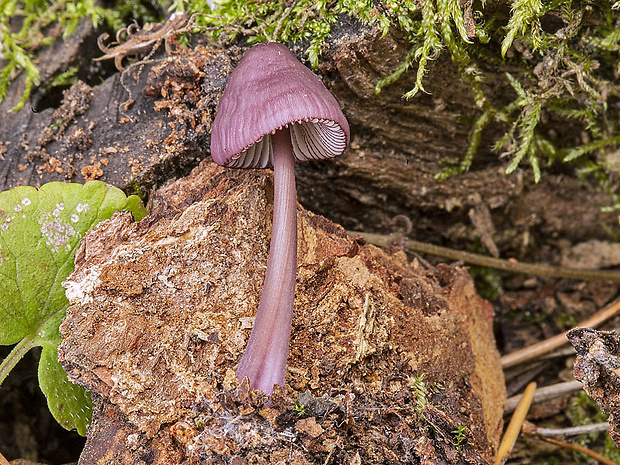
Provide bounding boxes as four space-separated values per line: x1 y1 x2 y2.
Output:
58 159 505 464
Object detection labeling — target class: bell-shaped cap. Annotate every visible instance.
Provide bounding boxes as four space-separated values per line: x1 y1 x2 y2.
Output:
210 42 350 169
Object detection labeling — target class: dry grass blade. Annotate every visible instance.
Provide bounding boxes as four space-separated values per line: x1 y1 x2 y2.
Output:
494 381 537 465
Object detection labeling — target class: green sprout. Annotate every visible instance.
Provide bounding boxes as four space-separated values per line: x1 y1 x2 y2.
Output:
453 424 468 452
294 402 308 417
408 373 430 416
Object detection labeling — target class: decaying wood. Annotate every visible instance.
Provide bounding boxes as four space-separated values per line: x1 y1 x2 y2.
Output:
568 328 620 447
58 159 505 464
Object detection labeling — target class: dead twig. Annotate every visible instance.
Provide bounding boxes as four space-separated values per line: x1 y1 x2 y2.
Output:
504 380 583 414
534 421 611 437
501 297 620 369
522 420 619 465
351 231 620 282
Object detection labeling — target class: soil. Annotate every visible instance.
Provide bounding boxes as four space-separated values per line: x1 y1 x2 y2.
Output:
0 13 619 465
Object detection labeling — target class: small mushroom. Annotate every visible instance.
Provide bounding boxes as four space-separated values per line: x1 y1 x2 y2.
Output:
210 43 349 396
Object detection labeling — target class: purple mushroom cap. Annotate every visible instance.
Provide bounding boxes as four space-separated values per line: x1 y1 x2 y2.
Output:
211 42 350 168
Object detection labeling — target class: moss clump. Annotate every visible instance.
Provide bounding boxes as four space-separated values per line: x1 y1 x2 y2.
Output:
203 0 619 206
1 0 115 112
2 0 619 205
0 0 172 112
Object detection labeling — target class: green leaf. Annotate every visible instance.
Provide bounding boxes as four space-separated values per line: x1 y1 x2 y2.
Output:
0 181 145 434
39 339 93 436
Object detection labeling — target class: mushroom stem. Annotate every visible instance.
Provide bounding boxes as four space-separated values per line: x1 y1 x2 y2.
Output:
236 126 297 396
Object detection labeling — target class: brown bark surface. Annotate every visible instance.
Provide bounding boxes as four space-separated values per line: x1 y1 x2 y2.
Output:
58 160 505 464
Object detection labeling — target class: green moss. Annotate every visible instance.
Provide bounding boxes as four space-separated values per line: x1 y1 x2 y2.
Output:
452 424 468 452
567 391 620 463
0 0 122 112
2 0 619 207
469 265 504 300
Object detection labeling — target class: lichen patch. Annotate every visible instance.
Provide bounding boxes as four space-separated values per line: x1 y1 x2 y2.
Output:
39 210 77 253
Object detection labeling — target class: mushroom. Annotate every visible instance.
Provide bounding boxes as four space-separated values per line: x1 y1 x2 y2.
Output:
210 43 350 396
